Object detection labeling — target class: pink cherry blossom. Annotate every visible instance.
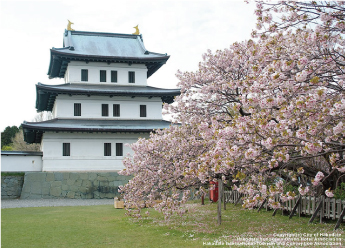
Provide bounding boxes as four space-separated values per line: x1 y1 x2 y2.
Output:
298 185 310 196
119 1 345 218
325 189 334 198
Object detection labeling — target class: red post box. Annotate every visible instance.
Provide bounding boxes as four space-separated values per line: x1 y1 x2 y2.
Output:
209 181 219 202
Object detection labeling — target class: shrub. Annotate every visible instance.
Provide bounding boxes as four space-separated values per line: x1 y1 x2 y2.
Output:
334 182 345 200
283 184 298 195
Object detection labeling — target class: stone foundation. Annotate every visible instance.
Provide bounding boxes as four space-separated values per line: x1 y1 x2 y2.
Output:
1 175 25 199
20 172 131 199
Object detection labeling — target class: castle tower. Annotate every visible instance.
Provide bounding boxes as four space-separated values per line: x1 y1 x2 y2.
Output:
22 29 180 171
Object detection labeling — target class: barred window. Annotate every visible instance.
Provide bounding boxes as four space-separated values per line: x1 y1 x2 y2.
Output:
116 143 123 156
100 70 106 82
104 143 111 156
81 69 88 81
113 104 120 117
63 143 70 156
128 71 135 83
102 104 109 116
74 103 81 116
111 71 117 83
140 105 146 117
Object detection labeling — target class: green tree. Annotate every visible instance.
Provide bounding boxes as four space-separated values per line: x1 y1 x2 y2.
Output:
1 145 13 151
1 126 19 149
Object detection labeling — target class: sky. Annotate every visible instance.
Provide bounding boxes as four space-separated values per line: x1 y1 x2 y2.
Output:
0 0 257 131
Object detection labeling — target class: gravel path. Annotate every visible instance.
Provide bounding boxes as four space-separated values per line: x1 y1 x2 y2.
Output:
1 198 114 209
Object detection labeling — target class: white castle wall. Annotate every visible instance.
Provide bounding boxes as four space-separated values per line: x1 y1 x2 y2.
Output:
52 95 163 119
1 153 43 172
65 61 147 86
41 132 149 171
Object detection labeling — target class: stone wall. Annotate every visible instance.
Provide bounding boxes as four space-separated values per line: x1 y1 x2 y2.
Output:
20 172 131 199
1 175 24 199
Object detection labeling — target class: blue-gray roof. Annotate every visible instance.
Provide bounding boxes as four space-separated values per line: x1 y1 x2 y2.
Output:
48 30 170 79
1 151 43 156
62 31 167 59
22 119 176 143
35 83 180 112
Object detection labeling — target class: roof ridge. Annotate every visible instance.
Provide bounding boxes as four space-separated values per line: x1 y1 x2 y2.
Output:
37 83 180 91
52 47 70 51
66 29 140 39
23 118 59 125
37 82 69 87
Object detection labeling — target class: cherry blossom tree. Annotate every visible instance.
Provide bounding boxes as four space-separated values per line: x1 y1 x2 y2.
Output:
249 0 345 200
120 1 345 218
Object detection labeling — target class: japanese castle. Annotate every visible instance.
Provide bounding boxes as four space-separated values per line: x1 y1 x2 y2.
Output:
22 26 180 171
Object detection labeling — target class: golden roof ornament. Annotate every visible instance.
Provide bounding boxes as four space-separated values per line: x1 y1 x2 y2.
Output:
67 20 75 31
132 25 140 35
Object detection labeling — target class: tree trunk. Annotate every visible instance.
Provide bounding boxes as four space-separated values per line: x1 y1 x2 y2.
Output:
217 178 222 225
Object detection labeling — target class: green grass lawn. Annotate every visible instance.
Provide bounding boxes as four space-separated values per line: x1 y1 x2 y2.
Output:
2 201 344 248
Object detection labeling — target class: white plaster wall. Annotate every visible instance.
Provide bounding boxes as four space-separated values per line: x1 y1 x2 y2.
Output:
52 95 163 119
1 155 43 172
52 102 57 117
65 61 148 86
41 132 149 171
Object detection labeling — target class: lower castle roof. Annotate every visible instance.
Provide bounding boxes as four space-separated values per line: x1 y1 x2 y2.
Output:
22 118 175 143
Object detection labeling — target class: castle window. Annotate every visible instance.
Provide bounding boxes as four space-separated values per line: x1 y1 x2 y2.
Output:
116 143 123 156
111 71 118 83
140 105 146 117
104 143 111 156
63 143 70 156
74 103 81 116
128 71 135 83
113 104 120 117
81 69 88 81
102 104 109 116
100 70 106 82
